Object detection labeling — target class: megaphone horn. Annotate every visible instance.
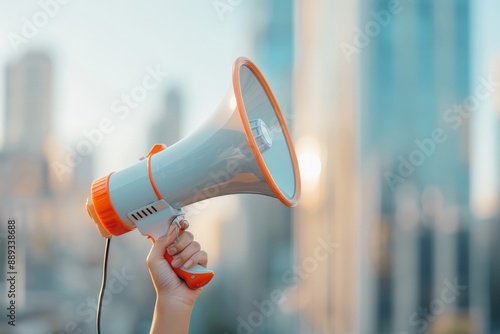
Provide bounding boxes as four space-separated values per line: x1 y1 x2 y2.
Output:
86 57 301 289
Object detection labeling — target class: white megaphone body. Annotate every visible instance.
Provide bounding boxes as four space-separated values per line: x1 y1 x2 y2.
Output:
86 57 301 289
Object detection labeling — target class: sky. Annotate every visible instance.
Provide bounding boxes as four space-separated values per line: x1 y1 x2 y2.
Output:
0 0 259 176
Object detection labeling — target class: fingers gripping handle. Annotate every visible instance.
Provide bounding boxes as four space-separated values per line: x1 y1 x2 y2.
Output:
163 252 214 289
163 219 213 289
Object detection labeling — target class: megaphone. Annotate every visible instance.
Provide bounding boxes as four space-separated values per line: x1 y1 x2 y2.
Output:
85 57 301 289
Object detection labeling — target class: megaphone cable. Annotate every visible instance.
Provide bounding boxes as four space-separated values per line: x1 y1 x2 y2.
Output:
96 237 111 334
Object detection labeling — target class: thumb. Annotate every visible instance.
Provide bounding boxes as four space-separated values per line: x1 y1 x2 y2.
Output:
147 224 184 292
148 224 177 261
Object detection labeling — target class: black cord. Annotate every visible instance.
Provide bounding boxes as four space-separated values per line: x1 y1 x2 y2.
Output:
97 237 111 334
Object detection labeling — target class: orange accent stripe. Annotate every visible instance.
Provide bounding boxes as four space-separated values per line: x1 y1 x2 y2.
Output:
232 57 302 207
147 155 163 200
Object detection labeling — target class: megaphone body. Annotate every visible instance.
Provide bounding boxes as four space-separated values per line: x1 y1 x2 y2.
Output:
86 57 301 289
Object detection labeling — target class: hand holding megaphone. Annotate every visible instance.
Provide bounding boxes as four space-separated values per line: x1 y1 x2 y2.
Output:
159 216 214 289
146 217 213 292
85 57 301 290
87 194 215 289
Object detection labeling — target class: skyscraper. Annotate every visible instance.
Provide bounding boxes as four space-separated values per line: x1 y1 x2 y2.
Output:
293 0 359 332
470 2 500 333
1 52 55 200
293 0 473 333
4 52 53 154
0 52 54 330
0 51 100 333
359 0 471 332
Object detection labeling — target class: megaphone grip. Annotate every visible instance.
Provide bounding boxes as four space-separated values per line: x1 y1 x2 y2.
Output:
160 223 214 289
163 252 214 289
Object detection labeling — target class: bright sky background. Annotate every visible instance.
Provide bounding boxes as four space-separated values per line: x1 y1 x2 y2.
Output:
0 0 259 177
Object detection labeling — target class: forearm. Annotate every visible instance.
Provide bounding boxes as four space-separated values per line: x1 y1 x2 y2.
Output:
150 297 194 334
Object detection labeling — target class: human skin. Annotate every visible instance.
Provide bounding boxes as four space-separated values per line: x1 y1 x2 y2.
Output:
147 223 208 334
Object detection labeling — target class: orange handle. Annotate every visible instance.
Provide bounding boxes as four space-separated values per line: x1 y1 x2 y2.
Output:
163 251 214 289
151 229 213 289
148 224 214 289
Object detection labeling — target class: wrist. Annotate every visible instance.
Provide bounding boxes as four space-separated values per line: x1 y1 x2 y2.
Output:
156 294 196 311
150 296 194 334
